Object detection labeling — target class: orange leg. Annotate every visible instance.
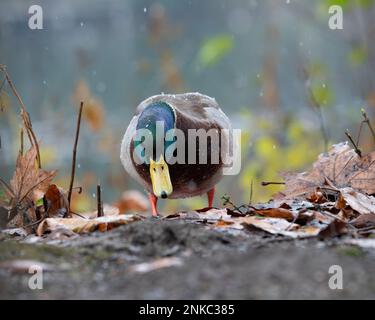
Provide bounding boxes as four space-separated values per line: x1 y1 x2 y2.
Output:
207 187 215 208
148 193 159 217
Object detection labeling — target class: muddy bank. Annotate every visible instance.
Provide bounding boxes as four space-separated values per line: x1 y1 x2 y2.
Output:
0 219 374 299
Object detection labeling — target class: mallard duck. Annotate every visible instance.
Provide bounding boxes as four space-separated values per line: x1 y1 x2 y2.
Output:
120 92 232 216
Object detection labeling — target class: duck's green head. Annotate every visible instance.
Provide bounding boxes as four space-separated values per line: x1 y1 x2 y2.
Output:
135 102 175 198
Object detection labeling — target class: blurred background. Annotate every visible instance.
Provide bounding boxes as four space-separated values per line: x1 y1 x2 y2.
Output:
1 0 375 213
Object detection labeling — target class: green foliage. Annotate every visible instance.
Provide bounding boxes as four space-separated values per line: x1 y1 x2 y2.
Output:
307 61 334 107
307 62 327 79
35 197 44 207
198 34 234 67
324 0 350 9
348 46 368 67
311 84 333 106
322 0 374 11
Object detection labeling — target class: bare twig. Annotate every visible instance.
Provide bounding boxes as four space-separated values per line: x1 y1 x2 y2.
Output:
345 129 362 157
70 211 88 219
319 186 340 193
334 154 354 183
0 65 41 168
261 181 285 186
221 194 245 214
361 108 375 144
248 179 253 205
67 101 84 217
285 214 299 231
97 184 103 217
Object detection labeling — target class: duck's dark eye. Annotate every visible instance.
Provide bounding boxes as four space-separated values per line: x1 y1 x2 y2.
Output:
161 166 164 170
153 168 156 172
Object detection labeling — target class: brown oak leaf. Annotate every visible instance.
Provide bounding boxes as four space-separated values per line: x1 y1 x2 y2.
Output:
280 142 375 199
9 146 56 205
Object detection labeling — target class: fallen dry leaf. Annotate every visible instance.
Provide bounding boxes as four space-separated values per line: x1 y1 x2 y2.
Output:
37 214 141 235
318 220 348 238
240 216 321 238
308 189 328 203
166 207 332 238
336 208 355 222
183 208 232 222
44 184 69 218
350 214 375 228
9 146 56 205
2 146 57 229
251 207 295 221
281 142 375 199
339 187 375 215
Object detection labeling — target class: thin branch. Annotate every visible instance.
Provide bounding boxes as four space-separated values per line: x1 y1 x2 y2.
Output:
97 184 103 217
22 213 47 229
248 179 253 205
356 120 364 146
0 65 41 168
261 181 285 186
345 129 362 157
67 101 84 217
221 194 244 213
334 154 354 183
70 211 88 219
361 108 375 144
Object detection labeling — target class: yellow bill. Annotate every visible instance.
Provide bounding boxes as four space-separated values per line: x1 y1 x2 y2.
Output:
150 154 173 198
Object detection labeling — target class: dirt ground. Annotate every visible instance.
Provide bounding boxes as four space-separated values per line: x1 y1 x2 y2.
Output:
0 219 375 299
